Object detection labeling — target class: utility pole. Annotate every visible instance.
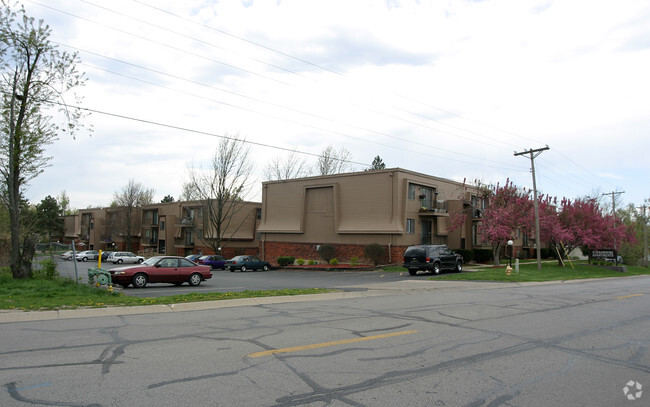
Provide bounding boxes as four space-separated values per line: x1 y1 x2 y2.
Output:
603 191 624 263
515 145 549 270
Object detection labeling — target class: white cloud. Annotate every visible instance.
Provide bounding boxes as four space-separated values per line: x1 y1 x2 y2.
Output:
14 0 650 209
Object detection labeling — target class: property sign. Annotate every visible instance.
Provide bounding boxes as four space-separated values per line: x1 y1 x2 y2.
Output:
591 249 616 260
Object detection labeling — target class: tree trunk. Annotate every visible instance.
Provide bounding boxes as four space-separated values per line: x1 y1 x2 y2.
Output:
20 235 36 278
492 243 501 266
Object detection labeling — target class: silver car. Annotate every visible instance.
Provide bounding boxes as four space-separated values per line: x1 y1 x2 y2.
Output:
75 250 100 262
108 251 145 264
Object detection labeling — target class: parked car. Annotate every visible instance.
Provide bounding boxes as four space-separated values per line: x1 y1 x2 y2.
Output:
198 255 226 270
226 255 271 272
108 251 145 264
403 245 463 276
101 251 115 261
109 256 212 288
60 250 74 261
185 254 203 263
75 250 100 262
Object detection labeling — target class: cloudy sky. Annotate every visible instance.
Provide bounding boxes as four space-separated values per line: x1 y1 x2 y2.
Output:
17 0 650 211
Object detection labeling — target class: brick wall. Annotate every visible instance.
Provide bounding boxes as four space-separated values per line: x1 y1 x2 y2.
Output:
262 241 409 266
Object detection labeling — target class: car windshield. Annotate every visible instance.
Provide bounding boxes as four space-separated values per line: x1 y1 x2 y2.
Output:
142 257 164 266
199 255 210 260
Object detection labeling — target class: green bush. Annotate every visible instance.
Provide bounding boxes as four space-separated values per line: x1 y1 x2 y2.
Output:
329 258 338 265
32 259 59 280
317 244 336 262
277 256 296 266
308 260 317 265
473 249 493 263
364 243 385 266
350 256 359 266
296 258 305 265
0 267 12 283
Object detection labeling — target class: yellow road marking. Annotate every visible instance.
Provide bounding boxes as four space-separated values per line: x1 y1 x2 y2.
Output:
616 294 645 300
247 330 418 358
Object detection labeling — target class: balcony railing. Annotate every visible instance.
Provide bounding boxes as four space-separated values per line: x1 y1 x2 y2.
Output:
418 199 448 215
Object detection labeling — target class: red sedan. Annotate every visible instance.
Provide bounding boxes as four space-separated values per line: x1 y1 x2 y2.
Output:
110 256 212 288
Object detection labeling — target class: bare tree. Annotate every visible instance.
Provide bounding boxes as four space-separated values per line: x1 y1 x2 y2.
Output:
187 134 254 254
264 149 309 180
316 145 353 175
111 180 154 251
179 181 200 202
0 2 89 278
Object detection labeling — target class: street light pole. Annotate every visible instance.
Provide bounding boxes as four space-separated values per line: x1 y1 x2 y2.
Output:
507 239 513 267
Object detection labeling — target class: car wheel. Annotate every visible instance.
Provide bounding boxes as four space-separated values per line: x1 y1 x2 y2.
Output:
117 259 123 264
432 263 441 274
82 257 88 262
240 265 247 272
262 265 269 271
137 259 144 264
188 273 202 286
132 273 148 288
408 269 417 276
455 261 463 272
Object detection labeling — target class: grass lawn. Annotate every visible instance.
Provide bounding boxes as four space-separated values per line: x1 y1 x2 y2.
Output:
434 262 650 282
0 275 331 311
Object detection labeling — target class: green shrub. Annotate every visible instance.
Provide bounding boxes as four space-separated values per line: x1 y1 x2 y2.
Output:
308 260 317 265
32 259 59 280
296 258 305 265
277 256 296 266
473 249 493 263
350 256 359 266
329 258 338 265
364 243 385 266
317 244 336 262
0 267 12 283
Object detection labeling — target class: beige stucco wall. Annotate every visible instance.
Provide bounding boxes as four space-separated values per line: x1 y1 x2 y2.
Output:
259 168 477 249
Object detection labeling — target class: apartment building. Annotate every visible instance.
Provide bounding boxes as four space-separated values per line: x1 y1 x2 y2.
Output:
257 168 492 264
61 199 262 258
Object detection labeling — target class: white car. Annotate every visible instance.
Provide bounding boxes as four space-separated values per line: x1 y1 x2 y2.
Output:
60 250 74 261
75 250 99 262
108 251 145 264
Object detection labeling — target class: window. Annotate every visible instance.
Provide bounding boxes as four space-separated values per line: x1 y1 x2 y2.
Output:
256 208 262 220
408 184 416 200
160 220 165 230
406 218 415 234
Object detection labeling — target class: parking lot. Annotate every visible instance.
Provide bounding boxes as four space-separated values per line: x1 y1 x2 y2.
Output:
50 256 420 297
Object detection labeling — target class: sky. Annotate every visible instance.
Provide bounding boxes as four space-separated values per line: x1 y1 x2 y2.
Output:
16 0 650 212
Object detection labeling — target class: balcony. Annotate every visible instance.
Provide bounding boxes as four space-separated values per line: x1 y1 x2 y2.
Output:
418 199 448 217
142 238 158 247
173 237 194 248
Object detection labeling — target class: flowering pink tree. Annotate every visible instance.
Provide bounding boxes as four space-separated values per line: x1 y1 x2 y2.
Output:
558 197 635 257
477 180 532 265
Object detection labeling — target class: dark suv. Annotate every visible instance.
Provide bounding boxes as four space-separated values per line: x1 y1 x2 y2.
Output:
403 245 463 276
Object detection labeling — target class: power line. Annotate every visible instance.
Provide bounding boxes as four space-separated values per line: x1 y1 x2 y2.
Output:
23 0 626 199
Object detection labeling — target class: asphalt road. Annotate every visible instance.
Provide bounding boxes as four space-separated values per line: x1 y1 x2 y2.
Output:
1 275 648 406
